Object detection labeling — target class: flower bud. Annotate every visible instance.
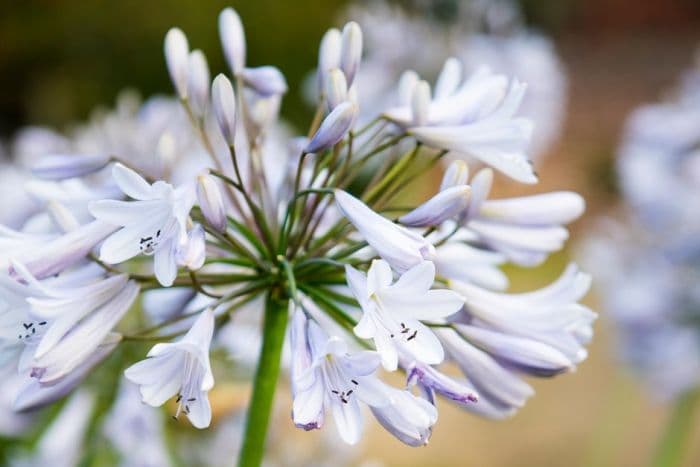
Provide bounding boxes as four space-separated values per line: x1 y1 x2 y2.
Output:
187 50 210 117
325 67 348 110
197 174 226 232
399 185 471 227
340 22 362 87
178 224 206 270
241 66 288 97
32 154 109 180
219 7 246 75
212 74 237 146
434 57 462 99
317 28 342 92
411 80 431 127
304 101 357 154
164 28 190 99
440 160 469 191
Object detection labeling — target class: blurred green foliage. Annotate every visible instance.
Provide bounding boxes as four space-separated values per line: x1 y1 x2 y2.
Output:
0 0 350 135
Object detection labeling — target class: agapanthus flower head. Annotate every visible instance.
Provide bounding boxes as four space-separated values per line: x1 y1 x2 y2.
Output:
0 6 592 464
584 50 700 400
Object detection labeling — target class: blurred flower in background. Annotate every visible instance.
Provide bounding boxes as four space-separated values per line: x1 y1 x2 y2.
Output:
584 50 700 400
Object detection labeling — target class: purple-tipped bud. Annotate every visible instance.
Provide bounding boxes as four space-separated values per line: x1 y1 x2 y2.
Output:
219 7 246 75
187 50 211 117
304 101 357 154
399 185 471 227
340 22 362 87
32 154 109 180
212 74 237 146
241 66 288 97
164 28 190 99
407 362 479 405
197 174 226 232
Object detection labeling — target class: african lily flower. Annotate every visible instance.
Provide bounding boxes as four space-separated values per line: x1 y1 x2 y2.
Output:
0 6 592 465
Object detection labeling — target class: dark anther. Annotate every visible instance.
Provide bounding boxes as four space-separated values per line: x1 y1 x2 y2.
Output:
407 330 418 341
187 398 196 402
176 395 182 403
351 379 358 385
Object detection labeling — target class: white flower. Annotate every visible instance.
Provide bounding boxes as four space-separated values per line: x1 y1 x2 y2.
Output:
6 261 129 359
14 334 119 412
385 64 536 184
467 188 584 267
425 264 594 418
125 309 215 429
345 260 463 371
89 163 195 286
29 277 138 384
334 189 435 273
290 310 390 444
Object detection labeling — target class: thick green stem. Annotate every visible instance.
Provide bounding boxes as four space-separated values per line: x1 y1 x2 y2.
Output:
238 291 289 467
652 387 700 467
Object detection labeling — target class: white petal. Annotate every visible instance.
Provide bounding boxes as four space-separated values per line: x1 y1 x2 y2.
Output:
112 163 154 200
331 397 363 445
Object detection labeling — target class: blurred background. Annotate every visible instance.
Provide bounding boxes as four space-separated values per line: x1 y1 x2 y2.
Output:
1 0 700 466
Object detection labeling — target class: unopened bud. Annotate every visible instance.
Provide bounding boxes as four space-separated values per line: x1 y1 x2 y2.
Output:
340 22 362 87
164 28 190 99
197 174 226 232
219 7 246 75
212 74 237 146
305 101 357 154
187 50 211 117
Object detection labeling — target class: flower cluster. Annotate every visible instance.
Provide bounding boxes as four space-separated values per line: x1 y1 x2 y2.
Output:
584 51 700 399
0 5 593 463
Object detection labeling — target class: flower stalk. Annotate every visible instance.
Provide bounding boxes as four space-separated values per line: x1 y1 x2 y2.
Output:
238 291 289 467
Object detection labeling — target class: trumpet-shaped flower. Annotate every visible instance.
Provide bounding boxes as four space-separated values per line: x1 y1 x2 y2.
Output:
125 309 215 428
292 309 433 446
345 260 463 371
89 163 195 286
